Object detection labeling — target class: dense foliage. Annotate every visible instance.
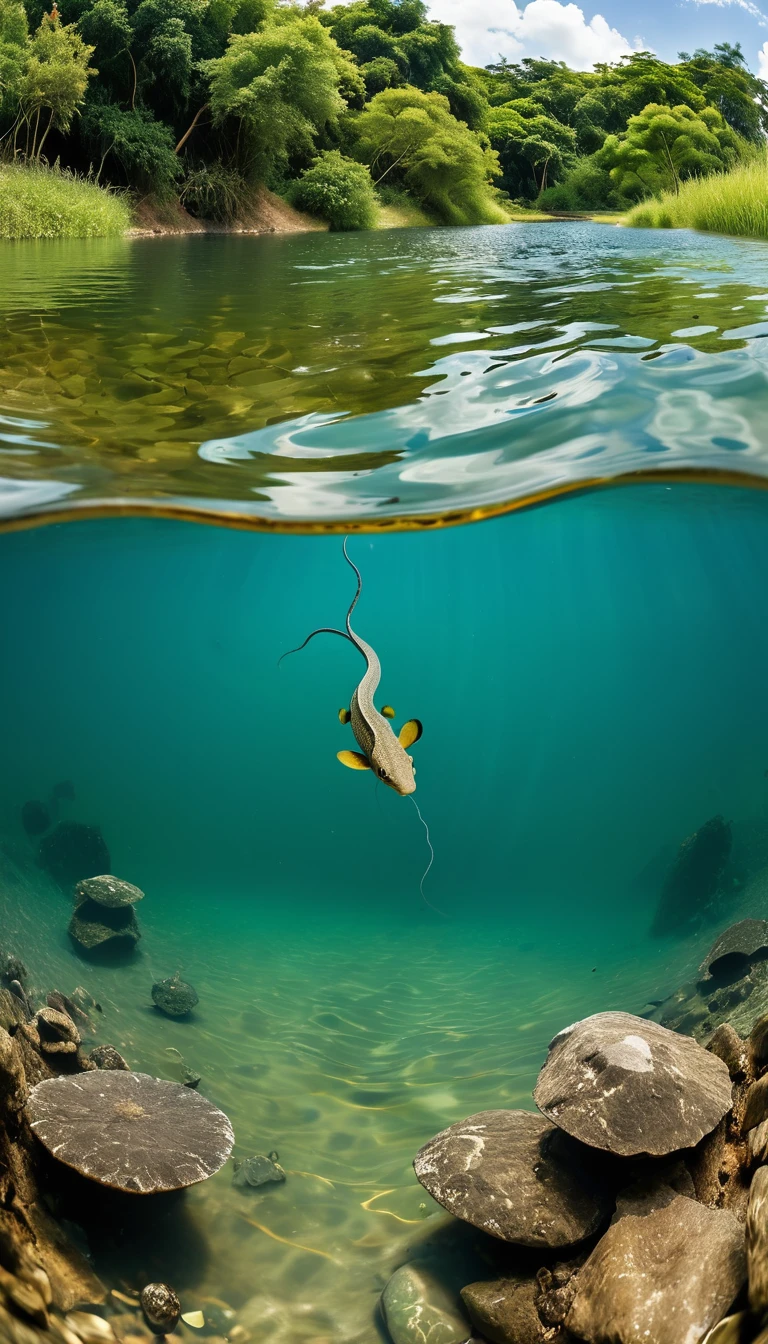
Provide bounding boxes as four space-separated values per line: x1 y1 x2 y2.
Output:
0 0 765 231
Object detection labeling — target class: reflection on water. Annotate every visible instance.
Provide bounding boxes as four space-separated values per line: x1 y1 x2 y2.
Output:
3 490 768 1335
6 225 768 524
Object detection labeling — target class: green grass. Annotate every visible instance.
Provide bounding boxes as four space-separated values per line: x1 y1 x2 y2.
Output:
625 155 768 240
0 163 131 240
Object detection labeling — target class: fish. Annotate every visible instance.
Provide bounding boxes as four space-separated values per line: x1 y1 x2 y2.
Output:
281 539 422 796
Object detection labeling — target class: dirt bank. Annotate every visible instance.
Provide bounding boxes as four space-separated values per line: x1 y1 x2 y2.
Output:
127 185 328 236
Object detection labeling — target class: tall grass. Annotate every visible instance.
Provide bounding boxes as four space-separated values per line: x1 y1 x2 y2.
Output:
0 162 130 240
626 155 768 240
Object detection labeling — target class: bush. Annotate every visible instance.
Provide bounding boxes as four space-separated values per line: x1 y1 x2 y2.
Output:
180 161 250 222
289 150 377 230
625 153 768 238
0 161 130 237
82 104 181 195
539 157 619 212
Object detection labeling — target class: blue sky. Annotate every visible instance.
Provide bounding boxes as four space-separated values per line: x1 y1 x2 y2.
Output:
412 0 768 77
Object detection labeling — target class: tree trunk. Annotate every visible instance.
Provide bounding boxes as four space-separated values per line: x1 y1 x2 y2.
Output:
175 103 209 155
36 110 55 163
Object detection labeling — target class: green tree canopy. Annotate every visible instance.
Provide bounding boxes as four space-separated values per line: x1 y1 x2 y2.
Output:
487 99 576 195
20 10 94 157
354 85 504 224
204 14 358 179
597 101 742 198
0 0 30 119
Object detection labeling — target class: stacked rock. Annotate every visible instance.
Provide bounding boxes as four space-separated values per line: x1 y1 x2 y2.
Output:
390 1008 768 1344
68 876 144 953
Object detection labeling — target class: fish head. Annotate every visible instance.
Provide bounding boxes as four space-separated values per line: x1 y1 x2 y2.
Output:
370 732 416 796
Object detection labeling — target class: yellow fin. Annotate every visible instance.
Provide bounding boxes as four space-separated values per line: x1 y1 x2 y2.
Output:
338 708 351 724
380 705 396 719
337 750 370 771
399 719 422 749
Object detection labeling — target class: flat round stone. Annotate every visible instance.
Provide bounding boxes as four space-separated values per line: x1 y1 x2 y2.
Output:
413 1109 612 1248
534 1011 732 1157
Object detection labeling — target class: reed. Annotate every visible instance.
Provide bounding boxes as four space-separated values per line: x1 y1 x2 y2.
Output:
626 155 768 240
0 162 130 240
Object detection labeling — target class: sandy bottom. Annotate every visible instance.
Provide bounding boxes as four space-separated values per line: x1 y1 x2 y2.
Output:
0 855 724 1342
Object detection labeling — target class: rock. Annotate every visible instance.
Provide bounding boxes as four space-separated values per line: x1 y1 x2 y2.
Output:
743 1075 768 1133
414 1110 611 1248
140 1284 180 1335
182 1068 201 1089
652 816 732 937
151 976 198 1018
38 822 110 891
747 1165 768 1310
703 1313 762 1344
750 1014 768 1073
707 1023 747 1079
232 1154 285 1189
565 1191 746 1344
381 1265 471 1344
74 877 144 909
47 992 92 1032
687 1118 751 1220
749 1120 768 1164
65 1313 115 1344
534 1012 733 1157
461 1271 580 1344
701 921 768 982
27 1070 234 1193
88 1045 129 1071
3 957 27 987
69 904 140 953
34 1009 80 1055
22 801 51 837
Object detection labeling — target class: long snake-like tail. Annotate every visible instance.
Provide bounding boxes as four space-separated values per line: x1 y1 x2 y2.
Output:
410 797 448 918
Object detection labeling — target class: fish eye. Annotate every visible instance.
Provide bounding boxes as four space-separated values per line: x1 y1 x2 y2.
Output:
378 767 388 779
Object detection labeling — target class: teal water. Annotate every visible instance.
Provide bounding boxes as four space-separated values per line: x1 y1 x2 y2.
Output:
5 220 768 1339
6 223 768 524
2 486 768 1336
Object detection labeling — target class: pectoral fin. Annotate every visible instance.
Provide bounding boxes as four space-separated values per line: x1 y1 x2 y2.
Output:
399 719 423 749
380 705 395 719
338 708 351 724
337 750 371 771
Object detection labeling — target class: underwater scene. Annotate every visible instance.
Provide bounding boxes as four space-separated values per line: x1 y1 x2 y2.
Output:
5 220 768 1344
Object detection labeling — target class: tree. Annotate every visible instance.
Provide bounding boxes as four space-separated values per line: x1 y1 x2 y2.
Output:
203 15 358 180
19 11 94 159
82 101 180 189
487 100 576 196
354 85 505 224
290 148 377 229
597 102 743 198
0 0 30 124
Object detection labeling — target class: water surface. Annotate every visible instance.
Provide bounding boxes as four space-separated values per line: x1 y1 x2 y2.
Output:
5 223 768 526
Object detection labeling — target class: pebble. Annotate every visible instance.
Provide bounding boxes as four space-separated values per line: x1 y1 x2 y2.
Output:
381 1265 471 1344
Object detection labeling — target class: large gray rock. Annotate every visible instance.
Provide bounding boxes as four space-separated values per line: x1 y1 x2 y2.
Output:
75 876 144 909
534 1012 733 1157
566 1190 746 1344
747 1165 768 1311
151 975 198 1018
381 1264 471 1344
701 921 768 981
413 1110 611 1248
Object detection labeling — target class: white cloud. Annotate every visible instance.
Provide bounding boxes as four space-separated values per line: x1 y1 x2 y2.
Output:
759 39 768 75
424 0 635 68
686 0 767 25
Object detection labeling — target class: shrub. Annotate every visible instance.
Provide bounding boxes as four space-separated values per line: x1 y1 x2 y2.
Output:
0 161 129 237
289 149 377 230
82 104 181 195
539 157 619 212
180 160 250 221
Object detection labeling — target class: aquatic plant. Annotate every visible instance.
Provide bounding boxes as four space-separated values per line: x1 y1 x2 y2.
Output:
626 153 768 239
0 162 130 239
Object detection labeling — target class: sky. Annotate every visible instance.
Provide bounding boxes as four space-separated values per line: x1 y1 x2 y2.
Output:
379 0 768 79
